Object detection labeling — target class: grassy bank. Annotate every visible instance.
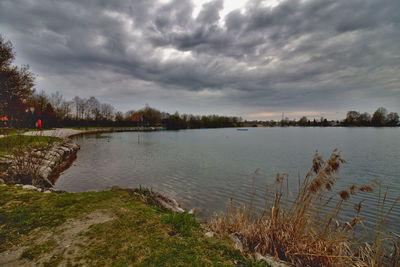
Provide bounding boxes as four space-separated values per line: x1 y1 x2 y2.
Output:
0 186 267 266
0 135 62 158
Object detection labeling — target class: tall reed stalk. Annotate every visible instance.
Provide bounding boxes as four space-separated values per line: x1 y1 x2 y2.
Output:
208 150 399 266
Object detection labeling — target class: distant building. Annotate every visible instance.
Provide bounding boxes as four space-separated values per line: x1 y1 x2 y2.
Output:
130 114 146 126
329 120 339 126
0 115 8 127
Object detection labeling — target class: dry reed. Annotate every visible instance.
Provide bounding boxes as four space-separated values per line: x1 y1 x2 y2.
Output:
208 150 399 266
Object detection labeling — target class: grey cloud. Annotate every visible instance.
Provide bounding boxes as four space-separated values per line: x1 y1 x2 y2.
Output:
0 0 399 118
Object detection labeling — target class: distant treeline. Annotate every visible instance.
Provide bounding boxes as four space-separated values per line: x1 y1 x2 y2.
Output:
244 107 399 127
2 88 243 129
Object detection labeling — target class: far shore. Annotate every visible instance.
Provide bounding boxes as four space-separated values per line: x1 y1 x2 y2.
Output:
22 126 161 139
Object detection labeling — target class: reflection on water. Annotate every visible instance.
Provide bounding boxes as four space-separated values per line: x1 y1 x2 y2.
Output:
56 128 400 231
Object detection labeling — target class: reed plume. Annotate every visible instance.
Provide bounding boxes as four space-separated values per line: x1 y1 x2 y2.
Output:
208 150 399 266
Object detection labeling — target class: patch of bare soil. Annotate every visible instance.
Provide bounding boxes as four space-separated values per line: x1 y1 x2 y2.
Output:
0 211 114 266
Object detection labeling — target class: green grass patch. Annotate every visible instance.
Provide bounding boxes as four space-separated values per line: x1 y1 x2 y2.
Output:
0 186 267 266
161 212 200 236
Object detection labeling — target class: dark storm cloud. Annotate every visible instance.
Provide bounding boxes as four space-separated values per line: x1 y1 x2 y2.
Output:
0 0 399 118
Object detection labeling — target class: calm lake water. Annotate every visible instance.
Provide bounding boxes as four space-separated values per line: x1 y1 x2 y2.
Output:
56 127 399 230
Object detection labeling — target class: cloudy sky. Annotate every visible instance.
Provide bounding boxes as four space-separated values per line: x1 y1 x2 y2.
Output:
0 0 399 120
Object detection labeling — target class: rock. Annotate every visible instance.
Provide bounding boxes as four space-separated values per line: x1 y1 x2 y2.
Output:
188 208 199 215
59 147 70 153
204 232 215 238
48 151 60 158
41 159 55 168
15 184 23 187
0 178 4 184
0 158 12 164
40 166 52 177
231 233 244 252
22 185 37 190
0 184 6 187
255 253 292 267
44 190 52 194
171 198 184 213
49 188 65 193
35 188 43 192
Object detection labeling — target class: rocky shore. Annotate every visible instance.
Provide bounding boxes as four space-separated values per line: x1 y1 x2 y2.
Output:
0 138 79 189
1 127 160 189
0 127 186 213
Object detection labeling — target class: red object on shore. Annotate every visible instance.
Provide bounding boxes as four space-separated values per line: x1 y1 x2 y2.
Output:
37 119 42 130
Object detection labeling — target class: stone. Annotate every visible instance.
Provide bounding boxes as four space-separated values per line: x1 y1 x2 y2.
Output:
171 199 184 213
204 232 215 238
59 147 70 153
49 188 65 193
40 166 52 175
188 208 196 214
15 184 23 187
41 160 55 168
0 178 4 184
0 184 6 187
44 190 52 194
22 185 37 190
255 253 292 267
0 158 12 164
48 151 60 158
231 233 244 252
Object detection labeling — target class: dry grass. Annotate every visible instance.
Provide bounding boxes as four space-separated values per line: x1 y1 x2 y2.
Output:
2 133 61 187
209 150 400 266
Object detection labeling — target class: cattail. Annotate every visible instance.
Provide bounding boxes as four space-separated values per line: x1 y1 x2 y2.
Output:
359 185 374 193
349 185 357 195
325 182 332 191
339 190 350 201
345 217 361 229
312 151 324 174
354 201 363 214
309 177 323 193
275 174 284 184
327 160 339 173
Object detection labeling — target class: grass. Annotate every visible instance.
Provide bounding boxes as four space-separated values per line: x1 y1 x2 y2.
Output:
208 150 400 266
161 212 200 236
0 186 269 266
0 135 62 157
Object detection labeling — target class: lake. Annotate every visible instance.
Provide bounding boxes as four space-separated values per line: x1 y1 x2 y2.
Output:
56 127 400 231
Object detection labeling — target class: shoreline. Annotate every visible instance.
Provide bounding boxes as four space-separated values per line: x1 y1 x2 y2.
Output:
1 127 160 190
23 126 160 139
1 126 189 213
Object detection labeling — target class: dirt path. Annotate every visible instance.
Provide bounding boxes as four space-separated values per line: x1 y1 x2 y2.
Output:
23 128 86 139
0 211 114 266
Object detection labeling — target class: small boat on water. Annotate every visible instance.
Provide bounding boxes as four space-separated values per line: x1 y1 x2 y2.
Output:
237 128 248 131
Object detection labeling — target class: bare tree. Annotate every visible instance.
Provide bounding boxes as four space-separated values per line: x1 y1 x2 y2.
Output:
87 96 101 120
100 103 114 121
